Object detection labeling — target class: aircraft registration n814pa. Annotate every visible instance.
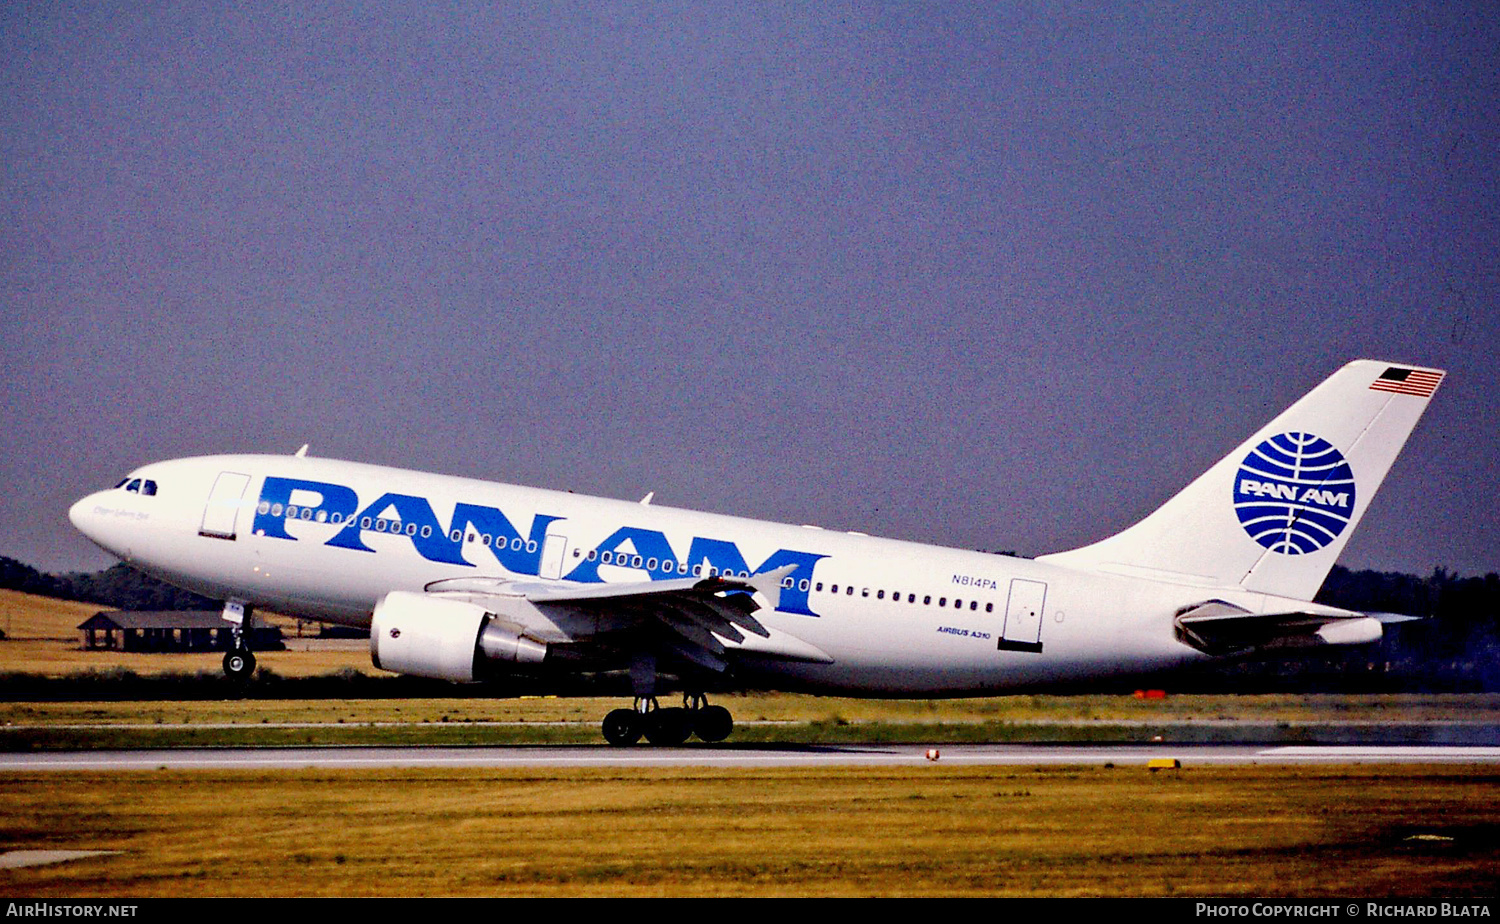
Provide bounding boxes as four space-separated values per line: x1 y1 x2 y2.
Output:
69 360 1444 745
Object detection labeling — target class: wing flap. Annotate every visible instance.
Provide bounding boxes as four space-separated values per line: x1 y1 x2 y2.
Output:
422 565 827 671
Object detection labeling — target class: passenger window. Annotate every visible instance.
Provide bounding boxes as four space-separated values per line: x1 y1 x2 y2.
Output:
877 590 885 599
923 595 931 605
985 603 994 613
908 593 916 603
799 579 810 592
970 601 978 611
846 586 854 596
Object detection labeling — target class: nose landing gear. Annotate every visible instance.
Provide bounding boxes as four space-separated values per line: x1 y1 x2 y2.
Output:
222 647 256 682
600 694 735 746
219 600 255 683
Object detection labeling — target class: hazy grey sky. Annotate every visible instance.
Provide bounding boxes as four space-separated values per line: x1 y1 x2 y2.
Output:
3 3 1497 577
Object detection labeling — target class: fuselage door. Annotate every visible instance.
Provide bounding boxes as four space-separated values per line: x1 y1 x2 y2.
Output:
539 529 570 580
998 578 1047 653
200 472 251 540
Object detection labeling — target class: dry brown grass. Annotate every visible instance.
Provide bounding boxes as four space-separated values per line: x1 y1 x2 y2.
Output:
0 589 371 677
0 765 1496 897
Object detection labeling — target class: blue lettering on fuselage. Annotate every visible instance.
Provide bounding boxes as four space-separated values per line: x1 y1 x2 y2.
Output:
562 530 826 616
252 477 360 540
251 475 825 616
447 502 561 574
326 492 464 563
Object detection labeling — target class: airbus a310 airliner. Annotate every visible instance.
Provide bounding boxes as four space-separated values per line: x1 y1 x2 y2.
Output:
69 360 1443 744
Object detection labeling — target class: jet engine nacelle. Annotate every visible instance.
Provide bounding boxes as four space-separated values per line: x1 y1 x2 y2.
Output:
370 590 547 682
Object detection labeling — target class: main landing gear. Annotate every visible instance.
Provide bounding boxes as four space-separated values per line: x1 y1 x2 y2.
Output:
601 694 734 747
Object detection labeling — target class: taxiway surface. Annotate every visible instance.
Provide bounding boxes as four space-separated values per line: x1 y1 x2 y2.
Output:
4 743 1500 771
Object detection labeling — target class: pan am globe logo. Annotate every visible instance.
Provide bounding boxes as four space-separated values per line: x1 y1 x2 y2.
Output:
1233 432 1357 555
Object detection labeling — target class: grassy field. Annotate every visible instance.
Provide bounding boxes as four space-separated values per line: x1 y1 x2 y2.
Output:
0 588 371 677
1 765 1497 897
5 587 1500 748
5 590 1500 897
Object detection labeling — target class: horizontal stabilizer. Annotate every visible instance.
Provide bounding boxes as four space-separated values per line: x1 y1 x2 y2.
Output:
1174 599 1387 656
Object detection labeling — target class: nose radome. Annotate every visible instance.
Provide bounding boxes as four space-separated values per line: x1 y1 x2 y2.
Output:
69 493 99 537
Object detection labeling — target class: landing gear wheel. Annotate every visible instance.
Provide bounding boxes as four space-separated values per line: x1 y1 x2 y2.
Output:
602 708 643 746
694 704 733 743
643 707 693 746
222 649 256 681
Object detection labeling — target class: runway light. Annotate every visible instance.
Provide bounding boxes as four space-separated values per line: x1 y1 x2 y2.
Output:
925 748 940 761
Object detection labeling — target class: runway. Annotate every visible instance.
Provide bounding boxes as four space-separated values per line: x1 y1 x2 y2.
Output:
5 742 1500 771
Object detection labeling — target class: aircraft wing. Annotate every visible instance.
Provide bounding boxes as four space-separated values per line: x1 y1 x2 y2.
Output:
422 565 833 672
1173 599 1414 657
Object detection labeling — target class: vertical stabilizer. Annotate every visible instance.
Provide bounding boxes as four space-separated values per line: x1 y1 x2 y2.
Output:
1037 360 1444 600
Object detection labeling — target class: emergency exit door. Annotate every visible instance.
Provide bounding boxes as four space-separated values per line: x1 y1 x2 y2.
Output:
997 578 1047 653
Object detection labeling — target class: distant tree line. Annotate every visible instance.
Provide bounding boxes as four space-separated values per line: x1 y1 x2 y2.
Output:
1298 566 1500 692
0 556 217 611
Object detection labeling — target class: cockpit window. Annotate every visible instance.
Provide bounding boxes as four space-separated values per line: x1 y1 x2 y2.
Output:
117 477 157 496
125 479 142 493
114 478 130 489
141 480 157 496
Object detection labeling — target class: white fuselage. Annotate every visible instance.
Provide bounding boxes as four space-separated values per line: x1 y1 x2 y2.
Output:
68 453 1243 695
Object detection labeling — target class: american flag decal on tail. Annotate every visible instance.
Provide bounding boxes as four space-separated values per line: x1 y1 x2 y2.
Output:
1369 366 1444 397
